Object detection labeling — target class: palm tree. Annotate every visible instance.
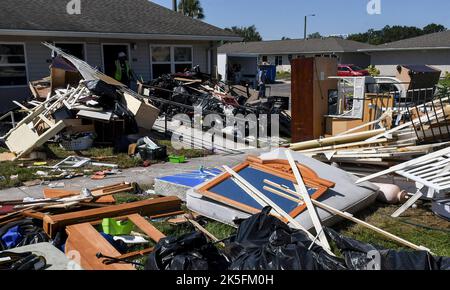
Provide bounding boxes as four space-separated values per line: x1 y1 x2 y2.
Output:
178 0 205 20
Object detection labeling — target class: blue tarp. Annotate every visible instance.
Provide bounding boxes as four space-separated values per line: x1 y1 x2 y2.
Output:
2 226 22 249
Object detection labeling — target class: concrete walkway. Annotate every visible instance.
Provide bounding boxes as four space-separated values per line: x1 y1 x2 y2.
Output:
0 149 266 201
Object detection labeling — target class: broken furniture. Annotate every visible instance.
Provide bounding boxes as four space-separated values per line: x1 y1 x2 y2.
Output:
357 146 450 217
196 156 333 219
290 57 338 142
43 196 182 238
65 213 165 270
3 96 66 160
187 149 379 230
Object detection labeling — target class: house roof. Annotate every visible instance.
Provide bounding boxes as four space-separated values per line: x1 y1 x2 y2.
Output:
359 30 450 52
0 0 240 41
218 38 375 55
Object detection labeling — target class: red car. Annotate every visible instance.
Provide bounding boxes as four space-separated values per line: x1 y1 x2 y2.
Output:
337 64 369 77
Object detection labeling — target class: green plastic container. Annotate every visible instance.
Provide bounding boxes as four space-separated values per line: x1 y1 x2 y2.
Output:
169 155 186 163
101 218 134 235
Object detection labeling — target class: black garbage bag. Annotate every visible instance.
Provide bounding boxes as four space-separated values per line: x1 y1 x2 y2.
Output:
84 79 120 107
325 228 450 270
145 231 229 270
0 219 50 251
225 207 346 270
0 251 47 270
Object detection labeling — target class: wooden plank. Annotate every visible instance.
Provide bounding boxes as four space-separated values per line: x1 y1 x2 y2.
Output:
65 223 135 270
43 196 181 237
391 190 424 218
290 129 386 151
285 150 331 250
127 214 165 242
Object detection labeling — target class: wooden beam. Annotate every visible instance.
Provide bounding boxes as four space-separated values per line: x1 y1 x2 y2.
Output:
285 150 331 251
127 214 165 242
43 196 181 237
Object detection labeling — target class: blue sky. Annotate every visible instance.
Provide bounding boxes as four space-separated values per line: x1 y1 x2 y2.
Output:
151 0 450 40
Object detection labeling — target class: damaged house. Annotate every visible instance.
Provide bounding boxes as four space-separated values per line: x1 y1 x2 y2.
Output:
0 0 240 114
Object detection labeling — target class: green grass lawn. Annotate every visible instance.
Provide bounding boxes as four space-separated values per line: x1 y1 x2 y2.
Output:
0 140 213 190
335 201 450 257
276 71 291 80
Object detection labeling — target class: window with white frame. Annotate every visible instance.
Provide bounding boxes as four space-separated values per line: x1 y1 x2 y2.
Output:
151 46 193 79
0 44 27 87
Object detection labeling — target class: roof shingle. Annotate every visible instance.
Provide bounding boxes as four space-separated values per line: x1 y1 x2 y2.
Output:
0 0 238 40
218 38 375 55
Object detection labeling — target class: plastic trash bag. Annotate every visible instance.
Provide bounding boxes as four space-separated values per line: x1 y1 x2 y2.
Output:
225 207 347 270
325 228 450 270
145 231 229 270
0 219 50 251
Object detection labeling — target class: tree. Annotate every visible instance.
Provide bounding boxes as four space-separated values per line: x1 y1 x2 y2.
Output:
281 37 291 40
307 32 322 39
178 0 205 20
347 24 447 45
423 23 446 34
225 25 262 42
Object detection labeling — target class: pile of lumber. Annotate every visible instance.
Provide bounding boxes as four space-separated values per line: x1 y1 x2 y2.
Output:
289 96 450 171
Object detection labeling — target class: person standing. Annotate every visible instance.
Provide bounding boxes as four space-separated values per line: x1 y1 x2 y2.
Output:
114 52 133 87
257 68 267 99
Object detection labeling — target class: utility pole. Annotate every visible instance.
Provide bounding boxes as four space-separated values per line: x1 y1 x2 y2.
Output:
304 14 316 39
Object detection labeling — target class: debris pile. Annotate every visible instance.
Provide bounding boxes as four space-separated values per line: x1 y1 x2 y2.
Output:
138 67 292 137
290 95 450 174
1 43 159 161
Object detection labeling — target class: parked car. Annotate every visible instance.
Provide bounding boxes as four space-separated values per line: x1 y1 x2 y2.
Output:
338 64 370 77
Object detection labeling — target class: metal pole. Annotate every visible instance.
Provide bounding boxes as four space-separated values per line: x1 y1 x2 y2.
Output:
304 16 307 39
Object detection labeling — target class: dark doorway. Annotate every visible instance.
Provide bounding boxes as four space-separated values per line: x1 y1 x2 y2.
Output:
102 44 130 78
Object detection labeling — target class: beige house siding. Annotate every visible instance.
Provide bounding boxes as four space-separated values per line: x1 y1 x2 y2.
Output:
257 52 370 73
369 50 450 76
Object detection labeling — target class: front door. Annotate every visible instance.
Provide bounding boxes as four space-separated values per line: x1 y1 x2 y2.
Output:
102 44 130 78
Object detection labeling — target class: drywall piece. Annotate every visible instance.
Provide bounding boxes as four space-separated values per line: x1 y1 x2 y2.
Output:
122 92 159 130
77 110 113 122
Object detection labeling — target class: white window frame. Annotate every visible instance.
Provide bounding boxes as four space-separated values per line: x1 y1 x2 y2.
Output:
0 42 28 88
53 42 87 61
150 45 193 79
